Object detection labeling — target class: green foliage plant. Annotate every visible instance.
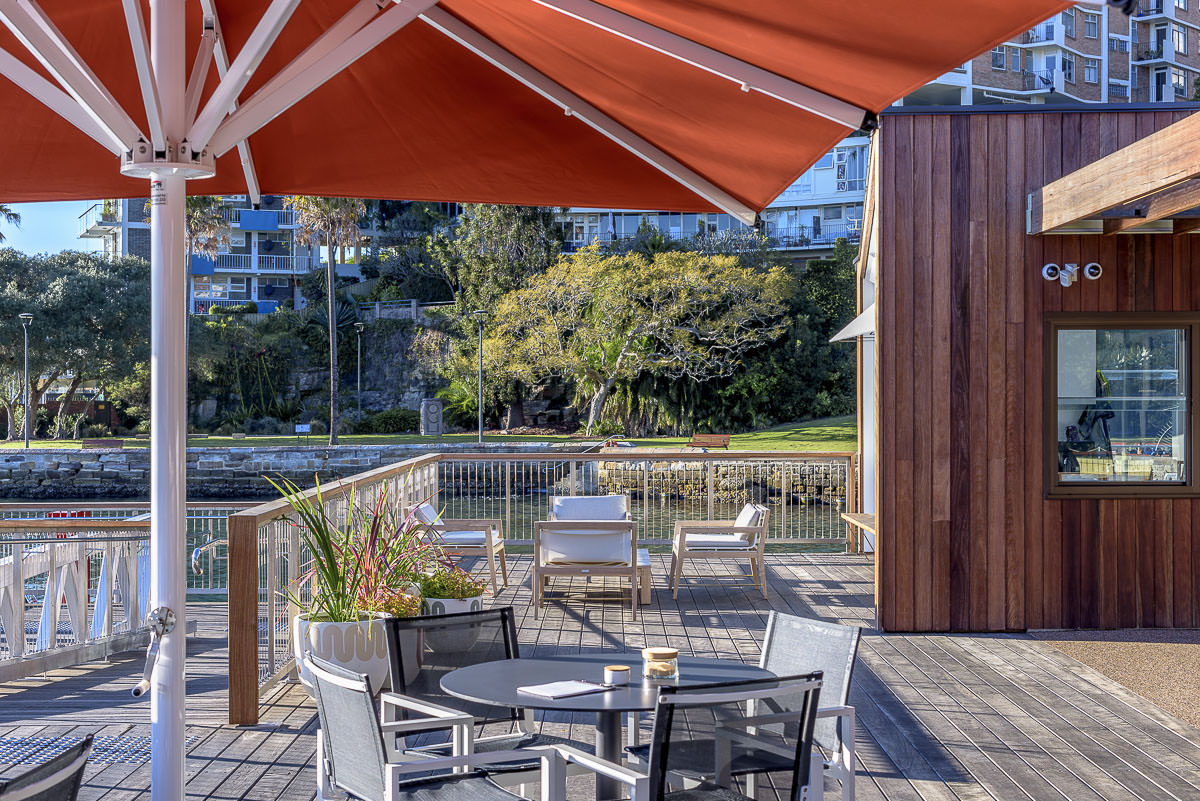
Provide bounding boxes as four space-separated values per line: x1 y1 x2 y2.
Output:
418 566 486 600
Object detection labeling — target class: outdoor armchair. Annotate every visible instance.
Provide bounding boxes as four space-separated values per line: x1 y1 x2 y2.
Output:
408 501 507 595
533 495 643 618
556 673 824 801
380 608 594 791
0 734 92 801
670 503 769 600
305 653 567 801
758 611 861 801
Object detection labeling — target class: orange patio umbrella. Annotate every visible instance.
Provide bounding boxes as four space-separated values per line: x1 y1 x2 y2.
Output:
0 0 1086 797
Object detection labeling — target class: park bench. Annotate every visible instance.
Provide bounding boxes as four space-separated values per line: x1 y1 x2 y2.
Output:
688 433 730 449
81 438 123 450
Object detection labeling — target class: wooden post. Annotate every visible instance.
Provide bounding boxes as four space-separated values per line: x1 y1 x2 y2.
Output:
847 454 858 552
228 513 260 725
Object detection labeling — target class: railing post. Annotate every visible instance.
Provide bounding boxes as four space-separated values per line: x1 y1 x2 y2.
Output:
570 461 577 496
846 453 858 553
228 513 260 725
46 542 58 652
10 542 24 658
706 461 715 520
642 460 649 540
781 465 790 543
102 542 114 640
505 461 512 538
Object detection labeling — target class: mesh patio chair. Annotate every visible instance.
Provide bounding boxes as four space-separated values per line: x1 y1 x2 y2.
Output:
758 612 861 801
381 608 594 788
533 495 644 618
669 503 769 600
408 501 507 595
304 653 565 801
556 673 824 801
0 734 92 801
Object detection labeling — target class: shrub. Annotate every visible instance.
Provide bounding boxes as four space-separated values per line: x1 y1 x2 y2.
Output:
418 568 486 599
82 424 109 438
214 422 235 435
244 416 281 435
305 419 328 436
134 419 152 434
359 407 420 434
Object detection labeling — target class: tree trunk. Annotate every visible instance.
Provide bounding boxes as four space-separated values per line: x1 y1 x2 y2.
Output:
327 234 339 446
505 399 525 430
53 374 83 439
1 396 14 441
585 374 620 436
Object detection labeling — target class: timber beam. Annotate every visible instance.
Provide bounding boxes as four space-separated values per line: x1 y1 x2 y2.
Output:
1100 178 1200 235
1028 110 1200 234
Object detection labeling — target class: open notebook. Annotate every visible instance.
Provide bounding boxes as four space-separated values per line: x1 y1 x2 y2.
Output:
517 680 614 699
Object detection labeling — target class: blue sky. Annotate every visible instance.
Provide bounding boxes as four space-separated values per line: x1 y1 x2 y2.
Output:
2 201 103 255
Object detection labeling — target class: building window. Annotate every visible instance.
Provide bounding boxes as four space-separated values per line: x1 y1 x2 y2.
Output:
1172 67 1188 96
1049 317 1195 495
1109 37 1129 53
991 46 1006 70
1109 81 1130 98
1063 9 1076 38
1010 46 1021 71
1178 0 1187 10
1084 13 1099 39
822 206 843 221
1084 58 1100 83
1063 52 1076 83
1175 24 1187 55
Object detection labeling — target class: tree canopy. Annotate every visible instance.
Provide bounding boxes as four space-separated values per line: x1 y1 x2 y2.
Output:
493 246 791 434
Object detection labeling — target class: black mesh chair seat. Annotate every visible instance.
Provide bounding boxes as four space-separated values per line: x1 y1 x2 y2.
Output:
417 731 594 773
390 771 525 801
0 734 93 801
625 738 791 778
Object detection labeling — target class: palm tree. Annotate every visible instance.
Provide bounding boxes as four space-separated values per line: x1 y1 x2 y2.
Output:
285 196 366 445
0 204 21 243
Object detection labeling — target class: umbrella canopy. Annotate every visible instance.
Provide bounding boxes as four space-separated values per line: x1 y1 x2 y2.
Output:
0 1 1083 799
0 0 1071 215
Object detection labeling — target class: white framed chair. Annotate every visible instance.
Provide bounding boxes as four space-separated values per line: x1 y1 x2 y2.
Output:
408 501 507 595
532 494 644 618
759 611 861 801
670 502 769 599
0 733 92 801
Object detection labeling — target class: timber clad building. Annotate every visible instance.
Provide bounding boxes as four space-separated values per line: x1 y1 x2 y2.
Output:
868 103 1200 633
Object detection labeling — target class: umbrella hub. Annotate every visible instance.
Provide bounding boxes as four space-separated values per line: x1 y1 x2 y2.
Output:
120 138 215 180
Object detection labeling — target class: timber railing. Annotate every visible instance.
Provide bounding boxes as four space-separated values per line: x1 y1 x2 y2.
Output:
226 450 855 724
0 502 251 682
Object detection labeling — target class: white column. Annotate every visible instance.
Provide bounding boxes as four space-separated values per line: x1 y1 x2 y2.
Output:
150 1 187 799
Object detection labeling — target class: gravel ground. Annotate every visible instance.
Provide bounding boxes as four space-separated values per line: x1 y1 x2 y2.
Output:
1032 628 1200 728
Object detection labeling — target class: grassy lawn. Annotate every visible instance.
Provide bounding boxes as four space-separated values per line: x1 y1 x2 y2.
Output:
0 415 856 452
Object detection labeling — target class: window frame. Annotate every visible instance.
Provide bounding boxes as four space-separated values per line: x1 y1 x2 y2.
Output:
1084 57 1100 84
1062 52 1076 83
1063 8 1076 38
1044 313 1200 499
1084 13 1099 39
991 45 1006 70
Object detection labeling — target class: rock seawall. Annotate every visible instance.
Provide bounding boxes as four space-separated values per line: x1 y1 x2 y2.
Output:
0 443 579 500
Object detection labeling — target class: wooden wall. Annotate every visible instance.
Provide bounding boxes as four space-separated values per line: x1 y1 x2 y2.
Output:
877 107 1200 632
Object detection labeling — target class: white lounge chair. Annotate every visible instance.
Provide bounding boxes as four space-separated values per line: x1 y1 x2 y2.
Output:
533 495 644 617
669 502 769 599
408 501 507 595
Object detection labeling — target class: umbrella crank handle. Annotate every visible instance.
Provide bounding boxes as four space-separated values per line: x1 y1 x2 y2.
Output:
132 606 177 698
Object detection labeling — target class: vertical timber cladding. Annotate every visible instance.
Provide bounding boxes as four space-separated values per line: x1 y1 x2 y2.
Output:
877 106 1200 633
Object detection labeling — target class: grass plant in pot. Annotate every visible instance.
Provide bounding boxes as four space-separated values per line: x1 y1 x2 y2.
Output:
272 476 439 694
419 566 487 653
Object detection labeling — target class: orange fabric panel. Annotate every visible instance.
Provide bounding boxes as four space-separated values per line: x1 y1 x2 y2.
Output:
0 0 1071 205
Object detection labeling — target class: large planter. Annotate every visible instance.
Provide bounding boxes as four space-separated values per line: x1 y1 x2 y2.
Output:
293 614 389 694
421 596 485 653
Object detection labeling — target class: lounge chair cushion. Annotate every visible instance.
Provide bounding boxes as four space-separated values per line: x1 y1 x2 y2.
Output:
551 495 628 520
541 528 632 566
684 533 752 550
427 530 489 547
413 502 440 526
733 503 762 529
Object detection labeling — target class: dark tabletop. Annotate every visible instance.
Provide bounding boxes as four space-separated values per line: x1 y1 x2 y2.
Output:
440 652 775 713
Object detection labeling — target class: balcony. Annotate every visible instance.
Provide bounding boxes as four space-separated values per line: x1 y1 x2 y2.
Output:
1133 44 1176 65
220 207 297 227
768 220 862 250
1022 68 1060 93
212 253 318 273
1022 23 1059 45
1136 1 1167 18
77 202 121 237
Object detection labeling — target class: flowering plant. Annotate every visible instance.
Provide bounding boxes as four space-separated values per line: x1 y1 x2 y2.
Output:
418 566 487 600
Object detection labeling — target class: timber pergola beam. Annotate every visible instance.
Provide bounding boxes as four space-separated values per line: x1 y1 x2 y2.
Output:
1028 110 1200 234
1100 178 1200 235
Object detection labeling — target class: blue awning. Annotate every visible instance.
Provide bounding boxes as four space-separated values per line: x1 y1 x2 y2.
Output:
238 209 279 232
190 255 214 275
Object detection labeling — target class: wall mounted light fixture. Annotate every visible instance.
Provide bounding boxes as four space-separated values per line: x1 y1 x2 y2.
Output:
1042 262 1102 287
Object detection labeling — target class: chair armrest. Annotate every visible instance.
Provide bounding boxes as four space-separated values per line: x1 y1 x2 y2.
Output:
535 520 636 532
379 692 474 734
554 744 650 787
385 746 559 776
816 705 855 719
435 519 502 531
674 520 737 533
676 525 762 535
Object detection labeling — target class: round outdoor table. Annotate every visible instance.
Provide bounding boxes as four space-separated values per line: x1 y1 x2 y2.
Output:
441 652 774 801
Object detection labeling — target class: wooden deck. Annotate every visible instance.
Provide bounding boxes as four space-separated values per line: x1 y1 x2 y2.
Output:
2 552 1198 800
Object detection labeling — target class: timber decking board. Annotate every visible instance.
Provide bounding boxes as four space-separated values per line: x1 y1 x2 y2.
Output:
878 108 1200 633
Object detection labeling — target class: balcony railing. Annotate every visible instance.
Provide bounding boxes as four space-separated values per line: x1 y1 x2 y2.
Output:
1023 23 1056 44
225 449 858 723
220 207 297 227
1023 68 1057 91
1136 1 1166 16
212 253 317 273
77 202 121 237
768 220 862 249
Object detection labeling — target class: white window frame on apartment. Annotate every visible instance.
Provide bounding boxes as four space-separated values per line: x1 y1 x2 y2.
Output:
1010 46 1021 71
822 206 843 221
1084 58 1099 84
1063 8 1076 38
1109 79 1130 98
991 45 1006 70
1178 0 1187 10
1109 37 1129 53
1084 13 1099 39
1063 52 1076 83
1175 24 1188 56
1172 66 1188 96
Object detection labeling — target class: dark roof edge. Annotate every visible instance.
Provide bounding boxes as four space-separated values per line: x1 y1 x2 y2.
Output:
880 101 1200 117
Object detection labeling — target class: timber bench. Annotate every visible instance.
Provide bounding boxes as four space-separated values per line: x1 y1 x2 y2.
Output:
840 512 875 555
688 433 731 449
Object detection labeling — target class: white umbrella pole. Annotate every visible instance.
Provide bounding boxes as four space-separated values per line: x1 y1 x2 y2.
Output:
149 1 187 799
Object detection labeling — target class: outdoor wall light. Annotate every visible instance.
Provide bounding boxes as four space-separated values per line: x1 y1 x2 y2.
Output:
1042 263 1102 287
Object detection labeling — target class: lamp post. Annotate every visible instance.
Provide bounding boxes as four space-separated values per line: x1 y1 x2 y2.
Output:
18 313 32 449
354 322 364 414
473 310 486 445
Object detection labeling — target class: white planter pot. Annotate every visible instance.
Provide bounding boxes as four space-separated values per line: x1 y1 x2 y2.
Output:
420 596 485 653
293 615 389 694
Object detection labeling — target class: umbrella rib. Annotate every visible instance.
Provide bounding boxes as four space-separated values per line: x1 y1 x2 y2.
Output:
419 6 758 224
185 18 217 129
0 45 123 155
0 0 143 151
120 0 164 151
199 0 262 205
530 0 871 130
204 0 437 160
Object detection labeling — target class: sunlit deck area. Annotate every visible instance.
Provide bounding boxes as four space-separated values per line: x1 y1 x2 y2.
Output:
2 552 1197 801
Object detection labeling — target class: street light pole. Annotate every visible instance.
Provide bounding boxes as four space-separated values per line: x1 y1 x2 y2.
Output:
354 322 364 414
473 310 486 445
19 313 32 449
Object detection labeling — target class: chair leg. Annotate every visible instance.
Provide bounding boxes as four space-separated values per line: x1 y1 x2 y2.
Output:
316 728 331 801
667 552 676 588
498 545 509 586
486 545 499 596
671 553 685 599
630 569 638 619
756 555 767 600
533 569 542 619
